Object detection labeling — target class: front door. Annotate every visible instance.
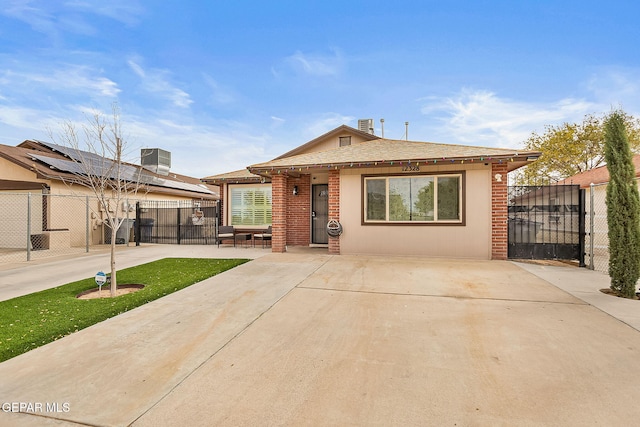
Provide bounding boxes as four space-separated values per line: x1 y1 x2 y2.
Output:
312 184 328 244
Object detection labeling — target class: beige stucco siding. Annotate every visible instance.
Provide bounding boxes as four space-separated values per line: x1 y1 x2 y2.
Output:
296 133 374 155
338 164 492 259
0 158 44 182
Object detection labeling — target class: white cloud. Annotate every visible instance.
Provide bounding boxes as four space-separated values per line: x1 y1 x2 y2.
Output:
284 49 344 77
0 0 143 37
202 74 235 104
65 0 144 26
586 67 640 115
304 112 355 139
124 116 269 177
127 58 193 108
0 65 120 98
420 89 596 148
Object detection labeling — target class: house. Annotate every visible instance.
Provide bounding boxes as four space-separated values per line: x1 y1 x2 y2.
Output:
204 124 541 259
0 140 218 249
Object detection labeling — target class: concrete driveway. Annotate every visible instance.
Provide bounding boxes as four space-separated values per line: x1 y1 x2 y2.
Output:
1 251 640 426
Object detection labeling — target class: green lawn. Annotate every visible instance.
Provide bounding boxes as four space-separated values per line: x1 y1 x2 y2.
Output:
0 258 249 363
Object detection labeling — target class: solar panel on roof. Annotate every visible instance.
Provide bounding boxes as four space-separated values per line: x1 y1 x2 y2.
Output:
30 153 215 195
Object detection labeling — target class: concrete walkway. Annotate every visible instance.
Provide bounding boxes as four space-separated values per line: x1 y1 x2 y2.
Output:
1 247 640 426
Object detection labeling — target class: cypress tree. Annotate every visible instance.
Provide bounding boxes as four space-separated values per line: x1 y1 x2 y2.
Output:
604 110 640 298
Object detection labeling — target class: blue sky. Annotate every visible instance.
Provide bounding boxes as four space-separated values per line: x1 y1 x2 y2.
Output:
1 0 639 177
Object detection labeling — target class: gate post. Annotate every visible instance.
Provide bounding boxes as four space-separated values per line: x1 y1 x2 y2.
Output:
135 202 141 246
578 188 586 267
27 192 31 261
589 183 595 270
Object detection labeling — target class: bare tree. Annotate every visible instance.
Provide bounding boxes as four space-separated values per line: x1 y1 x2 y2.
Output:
48 103 142 296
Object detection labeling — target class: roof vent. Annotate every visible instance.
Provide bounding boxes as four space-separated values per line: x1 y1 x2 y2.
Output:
358 119 375 135
141 148 171 176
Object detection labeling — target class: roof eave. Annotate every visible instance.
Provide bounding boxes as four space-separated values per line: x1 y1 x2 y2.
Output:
249 153 541 175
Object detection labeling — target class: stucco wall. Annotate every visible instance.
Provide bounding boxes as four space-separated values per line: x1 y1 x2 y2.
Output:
0 158 45 182
295 133 374 155
338 163 492 259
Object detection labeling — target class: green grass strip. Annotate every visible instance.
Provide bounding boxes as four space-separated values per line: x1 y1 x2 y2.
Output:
0 257 249 363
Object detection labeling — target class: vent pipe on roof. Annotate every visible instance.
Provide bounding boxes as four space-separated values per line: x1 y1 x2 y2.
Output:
380 118 385 138
405 122 409 141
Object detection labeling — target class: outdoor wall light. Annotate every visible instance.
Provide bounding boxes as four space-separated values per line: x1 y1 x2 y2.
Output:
293 185 299 196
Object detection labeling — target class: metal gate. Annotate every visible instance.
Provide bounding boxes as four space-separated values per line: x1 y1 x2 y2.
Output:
135 200 219 245
508 185 585 264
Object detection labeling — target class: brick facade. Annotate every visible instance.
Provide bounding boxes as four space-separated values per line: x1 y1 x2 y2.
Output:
271 174 287 253
285 174 311 246
218 185 225 225
328 169 340 255
491 162 508 260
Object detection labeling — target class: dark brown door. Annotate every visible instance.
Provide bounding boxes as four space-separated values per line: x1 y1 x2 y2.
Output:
312 184 328 244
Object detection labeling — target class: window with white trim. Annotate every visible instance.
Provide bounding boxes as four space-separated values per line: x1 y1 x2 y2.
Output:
230 186 272 226
364 174 462 223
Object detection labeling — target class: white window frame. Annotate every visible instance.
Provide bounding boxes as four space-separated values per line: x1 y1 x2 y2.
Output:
228 184 272 227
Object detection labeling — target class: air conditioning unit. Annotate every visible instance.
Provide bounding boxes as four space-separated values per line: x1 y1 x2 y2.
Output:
141 148 171 176
358 119 374 134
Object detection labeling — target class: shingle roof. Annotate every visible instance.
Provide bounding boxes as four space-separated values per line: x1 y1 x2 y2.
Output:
558 155 640 188
201 168 265 184
0 141 219 198
248 138 540 174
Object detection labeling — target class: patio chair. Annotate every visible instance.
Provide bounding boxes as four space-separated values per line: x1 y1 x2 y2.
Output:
254 226 272 248
217 225 235 248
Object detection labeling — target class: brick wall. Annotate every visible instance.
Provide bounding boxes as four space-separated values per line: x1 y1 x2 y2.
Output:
328 169 340 255
491 163 508 260
218 184 225 225
271 174 287 253
285 175 311 246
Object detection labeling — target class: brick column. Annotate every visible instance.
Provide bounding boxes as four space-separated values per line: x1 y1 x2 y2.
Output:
491 163 508 260
328 169 340 255
218 184 226 225
286 175 311 246
272 174 287 253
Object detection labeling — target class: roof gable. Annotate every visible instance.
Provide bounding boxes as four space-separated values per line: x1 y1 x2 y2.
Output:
274 125 380 159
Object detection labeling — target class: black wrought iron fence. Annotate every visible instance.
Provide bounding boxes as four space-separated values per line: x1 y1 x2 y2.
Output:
508 185 585 264
135 200 219 245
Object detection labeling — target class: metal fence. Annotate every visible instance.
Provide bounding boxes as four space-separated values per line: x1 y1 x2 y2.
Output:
585 182 609 272
0 194 221 265
582 179 640 273
136 200 218 245
507 185 585 263
0 193 100 264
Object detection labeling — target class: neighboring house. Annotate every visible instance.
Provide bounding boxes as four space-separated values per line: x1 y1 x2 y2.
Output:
0 139 218 249
557 155 640 188
204 124 541 260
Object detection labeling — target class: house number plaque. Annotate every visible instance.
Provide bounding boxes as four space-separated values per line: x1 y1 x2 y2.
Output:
401 165 420 172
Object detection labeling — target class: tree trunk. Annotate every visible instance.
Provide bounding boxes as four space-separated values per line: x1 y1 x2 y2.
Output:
110 226 117 297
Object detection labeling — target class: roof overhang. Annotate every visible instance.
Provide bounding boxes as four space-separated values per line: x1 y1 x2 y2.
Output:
248 153 541 177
